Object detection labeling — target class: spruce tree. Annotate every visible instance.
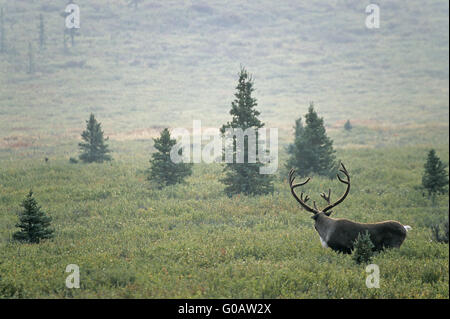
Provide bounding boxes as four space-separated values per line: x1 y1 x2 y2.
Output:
286 102 337 177
344 119 352 131
27 42 35 74
62 1 78 49
431 219 449 244
79 114 112 163
220 67 274 197
352 231 375 264
13 191 54 243
422 149 448 200
148 128 192 188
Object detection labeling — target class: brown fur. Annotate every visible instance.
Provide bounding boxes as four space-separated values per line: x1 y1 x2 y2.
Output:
289 164 409 254
313 212 407 254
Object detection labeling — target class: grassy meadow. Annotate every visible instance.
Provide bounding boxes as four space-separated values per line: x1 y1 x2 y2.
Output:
0 0 449 298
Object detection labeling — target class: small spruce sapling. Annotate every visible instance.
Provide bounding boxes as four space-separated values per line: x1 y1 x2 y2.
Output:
148 128 192 188
352 231 375 264
79 114 112 163
431 219 449 244
422 149 448 203
13 191 54 243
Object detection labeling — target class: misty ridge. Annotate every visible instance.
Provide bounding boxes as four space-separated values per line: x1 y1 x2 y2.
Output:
0 0 448 145
0 0 448 301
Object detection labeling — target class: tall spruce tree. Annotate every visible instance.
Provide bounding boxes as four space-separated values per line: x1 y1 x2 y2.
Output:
286 102 337 177
79 114 112 163
27 42 35 74
220 67 274 196
148 128 192 188
13 191 54 243
422 149 448 200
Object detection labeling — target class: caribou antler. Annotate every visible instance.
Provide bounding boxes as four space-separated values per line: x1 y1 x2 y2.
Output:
320 189 333 215
322 163 350 214
288 169 319 214
289 163 350 215
320 189 331 204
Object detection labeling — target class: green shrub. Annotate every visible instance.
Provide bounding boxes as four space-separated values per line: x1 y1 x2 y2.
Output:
352 231 375 264
13 191 54 244
0 278 23 298
431 219 449 244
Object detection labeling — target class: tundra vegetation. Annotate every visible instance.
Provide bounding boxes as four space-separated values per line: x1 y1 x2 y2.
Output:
0 1 448 298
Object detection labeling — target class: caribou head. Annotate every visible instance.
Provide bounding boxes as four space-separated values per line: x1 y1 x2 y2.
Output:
288 163 411 254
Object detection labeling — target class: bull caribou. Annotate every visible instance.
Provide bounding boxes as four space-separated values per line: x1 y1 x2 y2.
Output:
288 163 411 254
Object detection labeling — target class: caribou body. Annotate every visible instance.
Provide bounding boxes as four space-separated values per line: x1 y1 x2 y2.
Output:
289 163 411 254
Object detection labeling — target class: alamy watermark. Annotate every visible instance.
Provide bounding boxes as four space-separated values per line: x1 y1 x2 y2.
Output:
365 264 380 288
365 4 380 29
169 120 278 174
65 3 80 29
65 264 80 289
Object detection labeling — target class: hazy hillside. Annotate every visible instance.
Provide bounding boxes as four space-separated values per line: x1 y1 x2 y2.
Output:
0 0 448 149
0 1 448 299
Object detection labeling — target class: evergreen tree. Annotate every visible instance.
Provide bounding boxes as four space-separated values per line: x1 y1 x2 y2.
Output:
220 67 274 196
0 8 5 54
422 149 448 200
148 128 192 188
286 117 304 171
287 117 304 155
286 102 337 177
431 218 449 244
69 28 76 48
27 42 35 74
39 14 45 50
13 191 54 243
63 29 68 53
344 119 352 131
352 231 375 264
79 114 112 163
